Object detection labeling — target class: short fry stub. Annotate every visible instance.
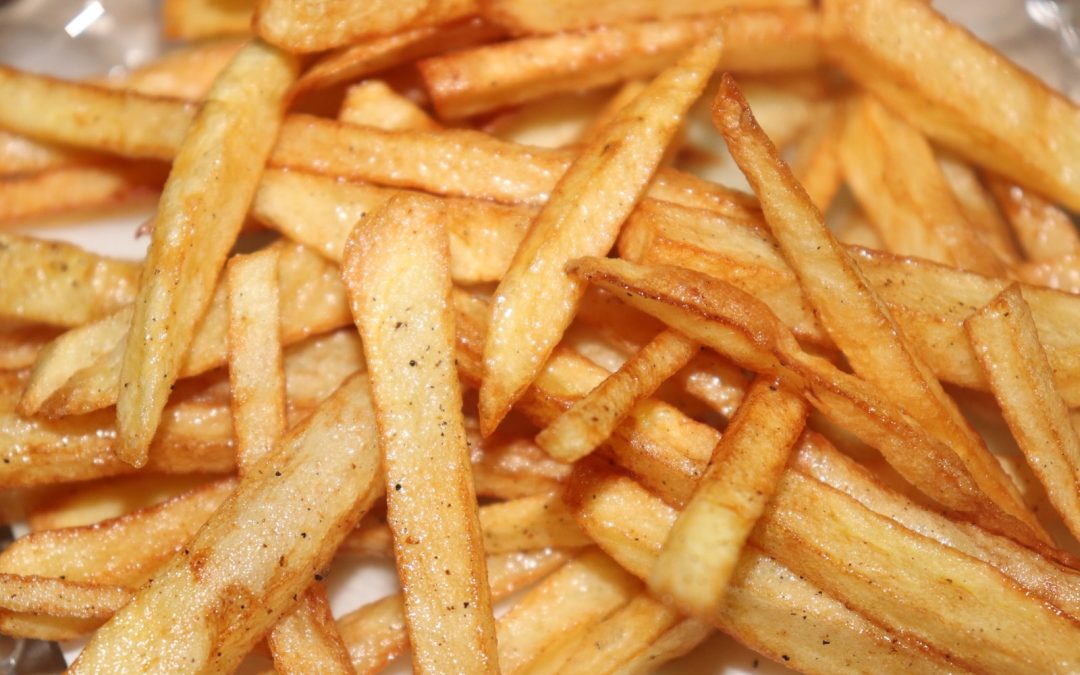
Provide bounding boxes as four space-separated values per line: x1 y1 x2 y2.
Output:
343 194 499 674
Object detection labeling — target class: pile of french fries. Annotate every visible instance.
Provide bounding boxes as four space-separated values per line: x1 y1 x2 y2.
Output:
4 0 1080 672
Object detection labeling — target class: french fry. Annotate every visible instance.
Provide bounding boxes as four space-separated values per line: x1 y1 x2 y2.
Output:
607 616 713 675
986 174 1080 260
338 80 438 131
343 194 498 674
296 18 503 95
937 152 1020 266
0 322 61 371
0 234 139 328
69 374 382 673
567 255 1050 545
495 548 640 674
227 249 287 475
0 129 91 175
163 0 254 39
565 463 960 674
115 40 297 466
482 0 810 35
419 10 821 119
1018 252 1080 294
480 36 723 434
0 574 130 630
267 584 355 675
0 163 165 225
252 170 530 283
650 378 807 616
712 75 1042 544
823 0 1080 212
839 95 1005 275
101 37 247 99
738 75 826 150
536 330 700 462
339 549 568 675
789 101 846 212
468 423 573 499
254 0 476 53
965 285 1080 541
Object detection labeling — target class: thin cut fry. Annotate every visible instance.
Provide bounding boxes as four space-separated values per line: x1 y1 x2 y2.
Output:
1018 252 1080 294
937 152 1020 265
343 194 498 674
0 163 165 225
789 101 846 213
482 0 810 35
608 616 713 675
116 40 296 465
966 285 1080 541
69 374 382 673
536 330 699 462
823 0 1080 212
338 81 438 131
479 36 723 434
267 583 356 675
987 174 1080 260
650 378 807 617
712 75 1042 544
227 249 287 475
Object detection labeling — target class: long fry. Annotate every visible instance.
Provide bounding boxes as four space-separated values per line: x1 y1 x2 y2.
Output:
479 36 722 434
115 40 296 465
267 584 356 675
343 194 498 673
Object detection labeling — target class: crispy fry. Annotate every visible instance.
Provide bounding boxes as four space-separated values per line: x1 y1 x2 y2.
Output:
343 194 498 673
0 163 164 225
1018 252 1080 294
254 0 476 53
480 36 722 434
608 616 713 675
338 81 438 131
468 423 573 499
116 40 296 465
102 38 247 99
537 330 699 462
987 174 1080 260
482 0 810 35
0 233 139 327
163 0 254 39
966 285 1080 541
712 75 1042 544
839 95 1005 275
27 473 215 530
419 10 821 119
824 0 1080 212
650 378 807 616
227 249 286 475
0 129 91 175
937 152 1020 266
70 375 382 673
267 583 356 675
789 101 846 212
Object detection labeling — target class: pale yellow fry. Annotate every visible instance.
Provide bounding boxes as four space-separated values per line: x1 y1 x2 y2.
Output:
840 96 1005 275
163 0 253 39
483 0 808 34
479 36 722 434
496 548 640 674
987 174 1080 261
0 68 195 160
537 329 699 462
555 593 683 675
227 249 287 475
70 374 382 673
650 378 807 617
0 233 139 328
268 583 356 675
343 194 498 674
608 617 713 675
339 550 568 675
254 0 475 53
824 0 1080 212
0 573 130 621
712 75 1043 545
115 40 296 466
966 285 1080 541
338 80 438 130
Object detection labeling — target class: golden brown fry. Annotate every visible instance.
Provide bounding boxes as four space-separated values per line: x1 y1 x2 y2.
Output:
163 0 254 39
937 152 1020 266
254 0 476 53
227 249 286 475
0 233 139 327
339 550 568 675
0 322 60 371
824 0 1080 212
70 374 382 673
987 174 1080 261
0 574 130 623
343 194 498 674
102 38 247 99
607 616 713 675
338 80 438 130
482 0 809 35
116 40 296 465
712 75 1042 544
496 548 640 674
267 584 356 675
0 163 164 225
650 378 807 616
839 95 1005 275
738 75 826 150
537 330 699 462
0 129 90 176
468 423 573 499
966 285 1080 541
479 36 722 434
789 101 846 213
1018 252 1080 294
419 10 821 119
